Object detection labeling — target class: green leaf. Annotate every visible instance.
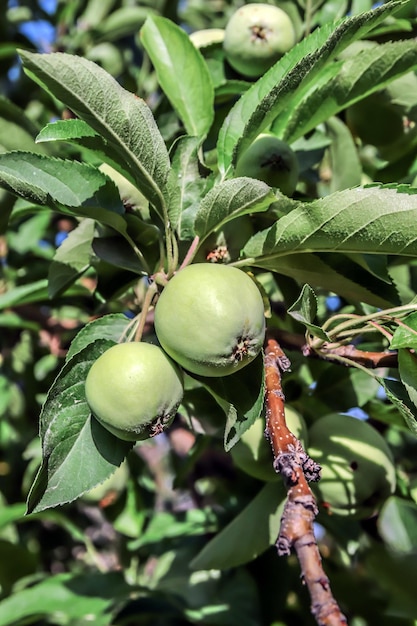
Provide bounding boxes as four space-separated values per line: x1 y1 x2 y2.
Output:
168 135 210 236
0 95 50 154
196 352 265 452
140 15 214 139
379 377 417 436
95 6 156 42
216 1 403 175
398 348 417 412
48 218 95 298
190 482 286 570
19 50 171 215
26 339 133 513
378 496 417 553
390 311 417 349
288 284 331 341
0 571 129 626
0 151 123 211
280 39 417 144
65 314 131 362
194 177 276 242
36 118 99 143
243 185 417 260
243 252 397 308
325 116 362 192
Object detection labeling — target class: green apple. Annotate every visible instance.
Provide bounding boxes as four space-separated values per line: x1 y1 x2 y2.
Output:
223 3 296 78
85 342 184 441
308 413 396 518
154 263 265 377
235 134 299 196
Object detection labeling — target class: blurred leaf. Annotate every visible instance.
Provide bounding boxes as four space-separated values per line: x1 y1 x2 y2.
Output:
19 50 171 216
0 571 130 626
194 177 275 242
95 6 156 41
190 482 286 570
48 218 95 298
378 496 417 553
141 15 214 139
0 95 49 154
26 339 133 513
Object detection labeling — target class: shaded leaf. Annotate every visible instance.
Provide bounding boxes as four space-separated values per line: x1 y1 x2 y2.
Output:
378 496 417 553
190 482 286 570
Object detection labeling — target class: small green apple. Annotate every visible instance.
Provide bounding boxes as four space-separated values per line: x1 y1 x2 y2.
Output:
308 413 396 518
235 134 299 196
223 3 296 78
154 263 265 377
85 342 184 441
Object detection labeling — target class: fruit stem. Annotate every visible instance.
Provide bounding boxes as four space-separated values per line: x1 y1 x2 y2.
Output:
134 280 159 342
179 235 200 270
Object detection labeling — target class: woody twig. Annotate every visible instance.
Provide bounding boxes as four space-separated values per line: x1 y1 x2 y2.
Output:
264 336 348 626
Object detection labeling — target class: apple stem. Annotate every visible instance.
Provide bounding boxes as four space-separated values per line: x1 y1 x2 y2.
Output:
134 281 159 342
264 336 348 626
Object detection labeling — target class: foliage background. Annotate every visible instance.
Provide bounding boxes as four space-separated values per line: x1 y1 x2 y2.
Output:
2 1 417 625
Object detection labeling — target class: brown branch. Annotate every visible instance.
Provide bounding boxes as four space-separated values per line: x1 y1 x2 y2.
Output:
264 337 348 626
272 329 398 369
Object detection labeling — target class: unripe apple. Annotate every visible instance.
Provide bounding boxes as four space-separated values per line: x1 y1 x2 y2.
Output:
223 3 296 79
154 263 265 377
235 134 299 196
308 413 396 518
85 342 184 441
231 406 308 481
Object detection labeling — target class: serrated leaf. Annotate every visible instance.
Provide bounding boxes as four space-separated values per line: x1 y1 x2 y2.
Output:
379 376 417 436
195 353 265 452
398 348 417 413
27 340 133 513
168 135 210 237
19 50 171 215
244 252 397 308
288 284 331 341
36 119 99 143
190 482 286 570
48 218 95 298
194 177 275 242
281 39 417 144
65 314 131 362
243 185 417 260
390 312 417 349
217 1 402 175
140 15 214 139
0 151 122 210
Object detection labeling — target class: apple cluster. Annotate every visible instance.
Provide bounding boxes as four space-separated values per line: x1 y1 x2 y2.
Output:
85 263 266 441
